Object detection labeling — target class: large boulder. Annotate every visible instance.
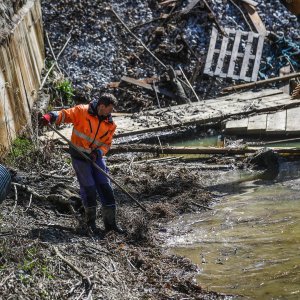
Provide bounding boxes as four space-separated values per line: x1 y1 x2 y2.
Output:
0 164 11 203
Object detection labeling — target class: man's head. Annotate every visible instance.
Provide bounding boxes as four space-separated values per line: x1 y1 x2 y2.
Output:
97 93 118 116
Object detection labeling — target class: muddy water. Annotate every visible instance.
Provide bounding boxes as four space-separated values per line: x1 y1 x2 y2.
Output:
165 163 300 299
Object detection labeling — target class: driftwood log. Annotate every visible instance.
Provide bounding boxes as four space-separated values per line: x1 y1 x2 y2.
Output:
223 72 300 93
11 182 81 212
110 145 300 156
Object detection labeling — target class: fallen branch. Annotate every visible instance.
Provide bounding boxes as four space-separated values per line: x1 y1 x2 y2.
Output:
230 0 253 31
40 32 72 90
11 182 77 210
8 184 18 216
181 0 227 36
121 76 175 98
11 182 43 200
223 72 300 93
53 246 92 293
129 15 171 30
247 137 300 146
108 7 167 69
203 0 227 36
45 30 62 74
110 156 184 169
178 66 200 102
110 144 300 156
152 81 161 108
24 194 33 212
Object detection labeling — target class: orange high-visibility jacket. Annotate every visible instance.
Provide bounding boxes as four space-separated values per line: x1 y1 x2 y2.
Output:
55 104 116 156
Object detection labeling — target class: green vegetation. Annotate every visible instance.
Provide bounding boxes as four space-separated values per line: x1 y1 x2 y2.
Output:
18 247 54 285
5 136 54 169
1 240 55 290
9 137 33 159
55 78 75 105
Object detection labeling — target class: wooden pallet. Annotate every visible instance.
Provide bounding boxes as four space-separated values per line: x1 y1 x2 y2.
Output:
204 27 265 82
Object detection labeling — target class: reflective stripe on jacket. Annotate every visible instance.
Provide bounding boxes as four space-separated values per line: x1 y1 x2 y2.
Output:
55 105 116 156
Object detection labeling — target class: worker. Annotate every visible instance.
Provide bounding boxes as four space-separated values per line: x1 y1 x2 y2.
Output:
40 93 124 234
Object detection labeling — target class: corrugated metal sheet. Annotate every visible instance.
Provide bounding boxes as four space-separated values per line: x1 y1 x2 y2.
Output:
0 0 44 155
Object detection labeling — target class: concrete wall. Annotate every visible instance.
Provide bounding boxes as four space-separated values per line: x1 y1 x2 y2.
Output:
0 0 44 154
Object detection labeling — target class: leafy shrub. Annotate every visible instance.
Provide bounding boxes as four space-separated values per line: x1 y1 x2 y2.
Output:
55 79 74 105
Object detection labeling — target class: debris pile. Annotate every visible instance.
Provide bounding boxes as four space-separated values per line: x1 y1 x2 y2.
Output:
42 0 300 111
0 146 226 299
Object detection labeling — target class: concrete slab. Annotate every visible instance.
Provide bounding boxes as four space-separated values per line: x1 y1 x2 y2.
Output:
247 114 267 134
225 118 248 133
266 110 286 134
286 107 300 133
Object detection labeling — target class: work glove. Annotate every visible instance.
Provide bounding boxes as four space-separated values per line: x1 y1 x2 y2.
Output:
39 113 55 127
90 149 103 162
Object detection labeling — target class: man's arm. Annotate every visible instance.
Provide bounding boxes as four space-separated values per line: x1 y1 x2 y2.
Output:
41 105 84 126
97 123 117 156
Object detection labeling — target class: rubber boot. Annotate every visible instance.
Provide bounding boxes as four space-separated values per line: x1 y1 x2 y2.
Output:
102 206 125 234
85 207 99 234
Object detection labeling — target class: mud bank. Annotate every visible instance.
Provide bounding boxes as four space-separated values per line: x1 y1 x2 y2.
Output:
0 146 235 299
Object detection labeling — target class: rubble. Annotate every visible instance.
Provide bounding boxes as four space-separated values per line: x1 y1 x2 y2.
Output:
41 0 300 108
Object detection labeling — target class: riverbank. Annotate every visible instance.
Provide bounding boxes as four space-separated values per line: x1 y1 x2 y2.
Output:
0 146 234 299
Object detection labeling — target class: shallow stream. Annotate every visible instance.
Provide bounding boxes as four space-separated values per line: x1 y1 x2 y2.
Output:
164 138 300 299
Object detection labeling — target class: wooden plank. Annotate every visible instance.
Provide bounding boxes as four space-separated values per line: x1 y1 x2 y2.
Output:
13 25 35 106
243 3 267 35
225 117 249 133
31 0 44 52
44 90 298 140
251 34 265 81
286 107 300 133
227 31 242 78
214 49 255 60
223 73 300 93
204 26 218 75
266 110 286 134
26 12 43 71
116 95 298 137
139 89 284 116
214 34 229 76
23 27 40 86
239 32 254 81
247 114 267 133
110 145 300 156
0 0 44 150
121 76 175 98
